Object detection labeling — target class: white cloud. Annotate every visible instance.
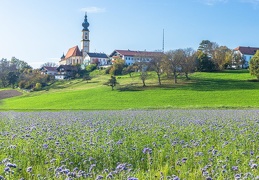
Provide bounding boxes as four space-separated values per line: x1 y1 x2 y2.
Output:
80 7 106 13
199 0 228 5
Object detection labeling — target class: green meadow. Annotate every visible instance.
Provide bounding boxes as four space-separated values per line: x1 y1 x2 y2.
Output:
1 70 259 110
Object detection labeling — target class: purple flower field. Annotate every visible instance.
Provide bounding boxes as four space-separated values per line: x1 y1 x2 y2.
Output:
0 110 259 179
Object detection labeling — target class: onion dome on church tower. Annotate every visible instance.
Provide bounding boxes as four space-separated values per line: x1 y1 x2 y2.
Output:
82 12 90 31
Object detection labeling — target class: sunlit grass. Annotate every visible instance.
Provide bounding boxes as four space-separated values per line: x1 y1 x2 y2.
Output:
1 70 259 110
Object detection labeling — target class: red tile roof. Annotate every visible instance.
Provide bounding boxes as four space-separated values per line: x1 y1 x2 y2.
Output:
234 46 259 55
112 50 163 57
65 46 82 59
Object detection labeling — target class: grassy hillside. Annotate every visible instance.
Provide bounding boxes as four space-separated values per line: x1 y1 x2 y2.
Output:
1 70 259 110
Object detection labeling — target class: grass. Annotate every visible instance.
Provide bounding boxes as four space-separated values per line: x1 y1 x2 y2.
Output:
1 70 259 110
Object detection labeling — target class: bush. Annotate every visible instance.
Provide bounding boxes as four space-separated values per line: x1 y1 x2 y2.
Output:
34 83 42 91
86 64 97 72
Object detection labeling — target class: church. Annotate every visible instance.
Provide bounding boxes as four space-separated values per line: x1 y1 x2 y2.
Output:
59 13 109 67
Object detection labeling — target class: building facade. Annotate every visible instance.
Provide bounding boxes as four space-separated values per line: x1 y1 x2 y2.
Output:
109 50 163 65
233 46 259 68
83 52 110 66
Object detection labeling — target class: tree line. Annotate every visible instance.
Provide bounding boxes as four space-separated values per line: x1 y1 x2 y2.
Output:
0 57 55 90
107 40 241 87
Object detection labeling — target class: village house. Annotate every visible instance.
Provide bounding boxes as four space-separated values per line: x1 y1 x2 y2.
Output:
40 66 57 76
233 46 259 68
83 52 110 67
109 50 163 65
55 65 79 80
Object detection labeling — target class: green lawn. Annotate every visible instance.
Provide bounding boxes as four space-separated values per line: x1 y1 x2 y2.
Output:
1 70 259 110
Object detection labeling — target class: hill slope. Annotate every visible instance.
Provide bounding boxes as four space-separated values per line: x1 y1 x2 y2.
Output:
1 70 259 110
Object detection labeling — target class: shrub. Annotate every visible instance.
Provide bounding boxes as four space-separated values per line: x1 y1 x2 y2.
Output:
34 83 42 91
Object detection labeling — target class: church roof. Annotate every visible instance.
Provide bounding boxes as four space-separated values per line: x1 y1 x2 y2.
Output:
234 46 259 55
65 46 82 59
87 52 108 58
110 50 163 57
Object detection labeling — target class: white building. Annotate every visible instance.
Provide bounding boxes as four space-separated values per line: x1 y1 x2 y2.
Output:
83 52 110 66
109 50 163 65
233 46 259 68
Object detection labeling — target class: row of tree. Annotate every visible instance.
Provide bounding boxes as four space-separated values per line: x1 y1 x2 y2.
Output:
0 57 55 90
107 40 243 86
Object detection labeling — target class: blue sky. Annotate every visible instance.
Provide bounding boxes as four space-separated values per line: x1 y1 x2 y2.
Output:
0 0 259 68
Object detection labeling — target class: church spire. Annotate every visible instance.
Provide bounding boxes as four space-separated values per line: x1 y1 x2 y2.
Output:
81 13 90 57
82 12 90 31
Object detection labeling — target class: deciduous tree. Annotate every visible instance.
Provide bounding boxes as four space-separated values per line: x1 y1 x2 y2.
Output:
180 48 197 80
41 62 58 68
198 40 218 57
249 50 259 80
149 53 164 85
212 46 232 70
164 49 183 84
109 58 125 75
107 75 117 90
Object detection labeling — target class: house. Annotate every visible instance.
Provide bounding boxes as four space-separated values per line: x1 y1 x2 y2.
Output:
55 65 79 80
83 52 110 67
39 66 57 76
233 46 259 68
109 50 163 66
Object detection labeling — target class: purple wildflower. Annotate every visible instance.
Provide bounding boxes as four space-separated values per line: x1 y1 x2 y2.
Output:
128 177 138 180
181 157 187 163
232 166 238 171
6 163 17 168
27 167 32 173
251 163 258 169
142 147 152 154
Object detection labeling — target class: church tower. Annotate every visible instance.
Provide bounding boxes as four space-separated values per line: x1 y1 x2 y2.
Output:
81 13 90 58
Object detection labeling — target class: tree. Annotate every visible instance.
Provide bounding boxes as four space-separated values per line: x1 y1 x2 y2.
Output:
140 71 148 87
164 50 183 84
180 48 197 80
212 46 232 70
133 60 149 87
249 50 259 80
149 53 164 85
123 64 138 77
232 52 245 69
0 58 10 87
196 51 215 72
109 59 125 75
41 62 58 68
10 57 32 72
198 40 218 57
106 75 117 90
7 71 19 89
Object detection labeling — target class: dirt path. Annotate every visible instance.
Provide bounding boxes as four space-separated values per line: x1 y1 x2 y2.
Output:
0 90 23 99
